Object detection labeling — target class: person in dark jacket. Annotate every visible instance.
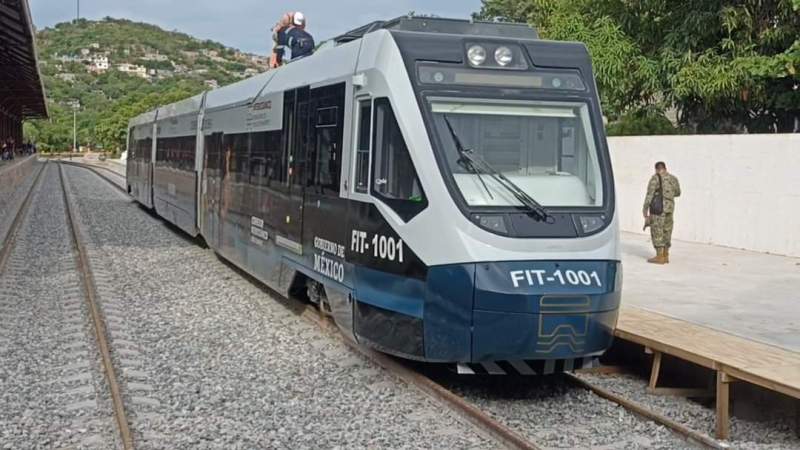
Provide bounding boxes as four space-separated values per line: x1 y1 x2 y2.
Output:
271 11 314 67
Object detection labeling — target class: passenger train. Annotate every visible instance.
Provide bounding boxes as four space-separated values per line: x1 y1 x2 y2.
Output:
126 17 621 375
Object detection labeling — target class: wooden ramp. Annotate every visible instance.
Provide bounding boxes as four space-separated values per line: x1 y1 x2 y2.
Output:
616 306 800 440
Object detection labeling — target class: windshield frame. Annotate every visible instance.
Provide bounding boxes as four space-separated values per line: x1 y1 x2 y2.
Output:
414 85 615 238
423 91 613 215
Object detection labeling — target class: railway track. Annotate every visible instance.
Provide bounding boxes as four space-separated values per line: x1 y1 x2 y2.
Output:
62 160 724 449
58 163 134 449
0 160 46 272
303 303 723 450
0 161 133 449
58 159 127 192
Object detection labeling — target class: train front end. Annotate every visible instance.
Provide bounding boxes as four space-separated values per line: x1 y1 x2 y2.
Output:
354 20 620 374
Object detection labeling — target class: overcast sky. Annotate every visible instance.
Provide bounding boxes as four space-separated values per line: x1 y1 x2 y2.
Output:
31 0 484 54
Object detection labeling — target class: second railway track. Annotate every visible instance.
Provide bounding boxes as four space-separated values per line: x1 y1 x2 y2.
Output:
0 161 132 449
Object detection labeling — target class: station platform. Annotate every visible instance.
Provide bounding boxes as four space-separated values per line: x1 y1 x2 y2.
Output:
618 232 800 439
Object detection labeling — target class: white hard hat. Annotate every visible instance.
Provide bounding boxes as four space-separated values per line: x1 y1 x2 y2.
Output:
293 11 306 27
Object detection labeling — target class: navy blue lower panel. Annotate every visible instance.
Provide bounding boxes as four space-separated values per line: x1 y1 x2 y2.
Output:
423 264 474 361
471 309 618 361
355 301 424 358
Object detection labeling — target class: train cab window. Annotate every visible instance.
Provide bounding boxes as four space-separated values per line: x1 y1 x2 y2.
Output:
371 98 427 220
354 100 371 194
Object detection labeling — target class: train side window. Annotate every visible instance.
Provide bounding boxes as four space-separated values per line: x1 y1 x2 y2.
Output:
371 98 427 221
314 106 340 194
205 134 220 174
354 100 371 194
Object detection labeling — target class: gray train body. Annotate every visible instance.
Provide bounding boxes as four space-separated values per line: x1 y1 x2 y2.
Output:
126 17 621 375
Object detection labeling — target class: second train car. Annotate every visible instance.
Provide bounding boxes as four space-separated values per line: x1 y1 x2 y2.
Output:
126 17 621 375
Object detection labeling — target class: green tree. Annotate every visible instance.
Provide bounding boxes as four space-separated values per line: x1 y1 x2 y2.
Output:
475 0 800 133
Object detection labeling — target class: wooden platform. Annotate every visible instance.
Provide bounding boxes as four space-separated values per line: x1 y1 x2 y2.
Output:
616 306 800 440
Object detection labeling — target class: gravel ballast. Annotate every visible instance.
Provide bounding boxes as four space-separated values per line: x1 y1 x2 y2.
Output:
0 163 119 449
428 372 693 449
578 372 800 450
61 164 494 449
0 161 43 245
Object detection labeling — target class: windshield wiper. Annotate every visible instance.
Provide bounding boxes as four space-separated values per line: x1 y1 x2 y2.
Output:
442 115 550 222
443 115 493 200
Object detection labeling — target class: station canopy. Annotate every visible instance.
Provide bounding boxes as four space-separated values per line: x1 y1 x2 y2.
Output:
0 0 47 119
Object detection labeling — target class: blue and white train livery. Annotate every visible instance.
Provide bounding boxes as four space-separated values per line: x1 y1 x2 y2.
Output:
126 17 621 375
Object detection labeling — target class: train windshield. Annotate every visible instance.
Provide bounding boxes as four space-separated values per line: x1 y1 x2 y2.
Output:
430 99 604 208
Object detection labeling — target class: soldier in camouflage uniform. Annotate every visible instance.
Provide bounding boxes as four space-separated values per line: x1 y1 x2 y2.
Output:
643 161 681 264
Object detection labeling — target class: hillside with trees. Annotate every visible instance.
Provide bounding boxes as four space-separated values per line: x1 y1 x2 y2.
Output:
474 0 800 134
25 18 268 152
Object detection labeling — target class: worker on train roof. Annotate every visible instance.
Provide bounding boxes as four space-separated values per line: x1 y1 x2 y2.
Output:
270 11 315 68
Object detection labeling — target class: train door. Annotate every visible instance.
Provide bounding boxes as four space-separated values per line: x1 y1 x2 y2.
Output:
302 82 347 271
202 132 224 248
273 88 307 254
149 122 158 208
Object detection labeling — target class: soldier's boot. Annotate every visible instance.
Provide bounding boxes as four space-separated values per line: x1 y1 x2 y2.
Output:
647 248 666 264
664 247 670 264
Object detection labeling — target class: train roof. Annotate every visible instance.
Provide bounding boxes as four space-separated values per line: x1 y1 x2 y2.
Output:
333 16 538 44
129 17 554 129
129 109 157 127
204 71 276 112
157 92 206 120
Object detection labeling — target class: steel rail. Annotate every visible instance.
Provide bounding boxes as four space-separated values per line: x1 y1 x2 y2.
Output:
301 307 542 450
58 160 127 193
58 163 134 450
564 373 727 449
0 160 47 274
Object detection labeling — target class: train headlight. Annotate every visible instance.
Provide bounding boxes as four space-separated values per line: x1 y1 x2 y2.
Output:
494 46 513 66
474 214 508 234
578 215 605 234
467 45 487 67
465 43 529 70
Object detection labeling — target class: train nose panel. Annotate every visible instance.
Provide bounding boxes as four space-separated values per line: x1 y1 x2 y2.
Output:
470 260 621 362
473 261 619 314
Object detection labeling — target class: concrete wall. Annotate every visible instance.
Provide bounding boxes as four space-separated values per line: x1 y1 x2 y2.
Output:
0 155 36 199
609 134 800 257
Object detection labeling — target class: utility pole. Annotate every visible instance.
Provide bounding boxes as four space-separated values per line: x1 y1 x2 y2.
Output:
77 0 80 22
71 100 80 159
73 108 77 154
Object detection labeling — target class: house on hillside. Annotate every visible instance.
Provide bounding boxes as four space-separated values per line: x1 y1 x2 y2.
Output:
116 63 148 79
142 51 169 62
56 73 77 82
55 54 82 63
90 43 100 49
89 55 109 73
80 48 90 56
249 54 268 66
204 79 219 89
201 49 219 58
156 69 174 79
